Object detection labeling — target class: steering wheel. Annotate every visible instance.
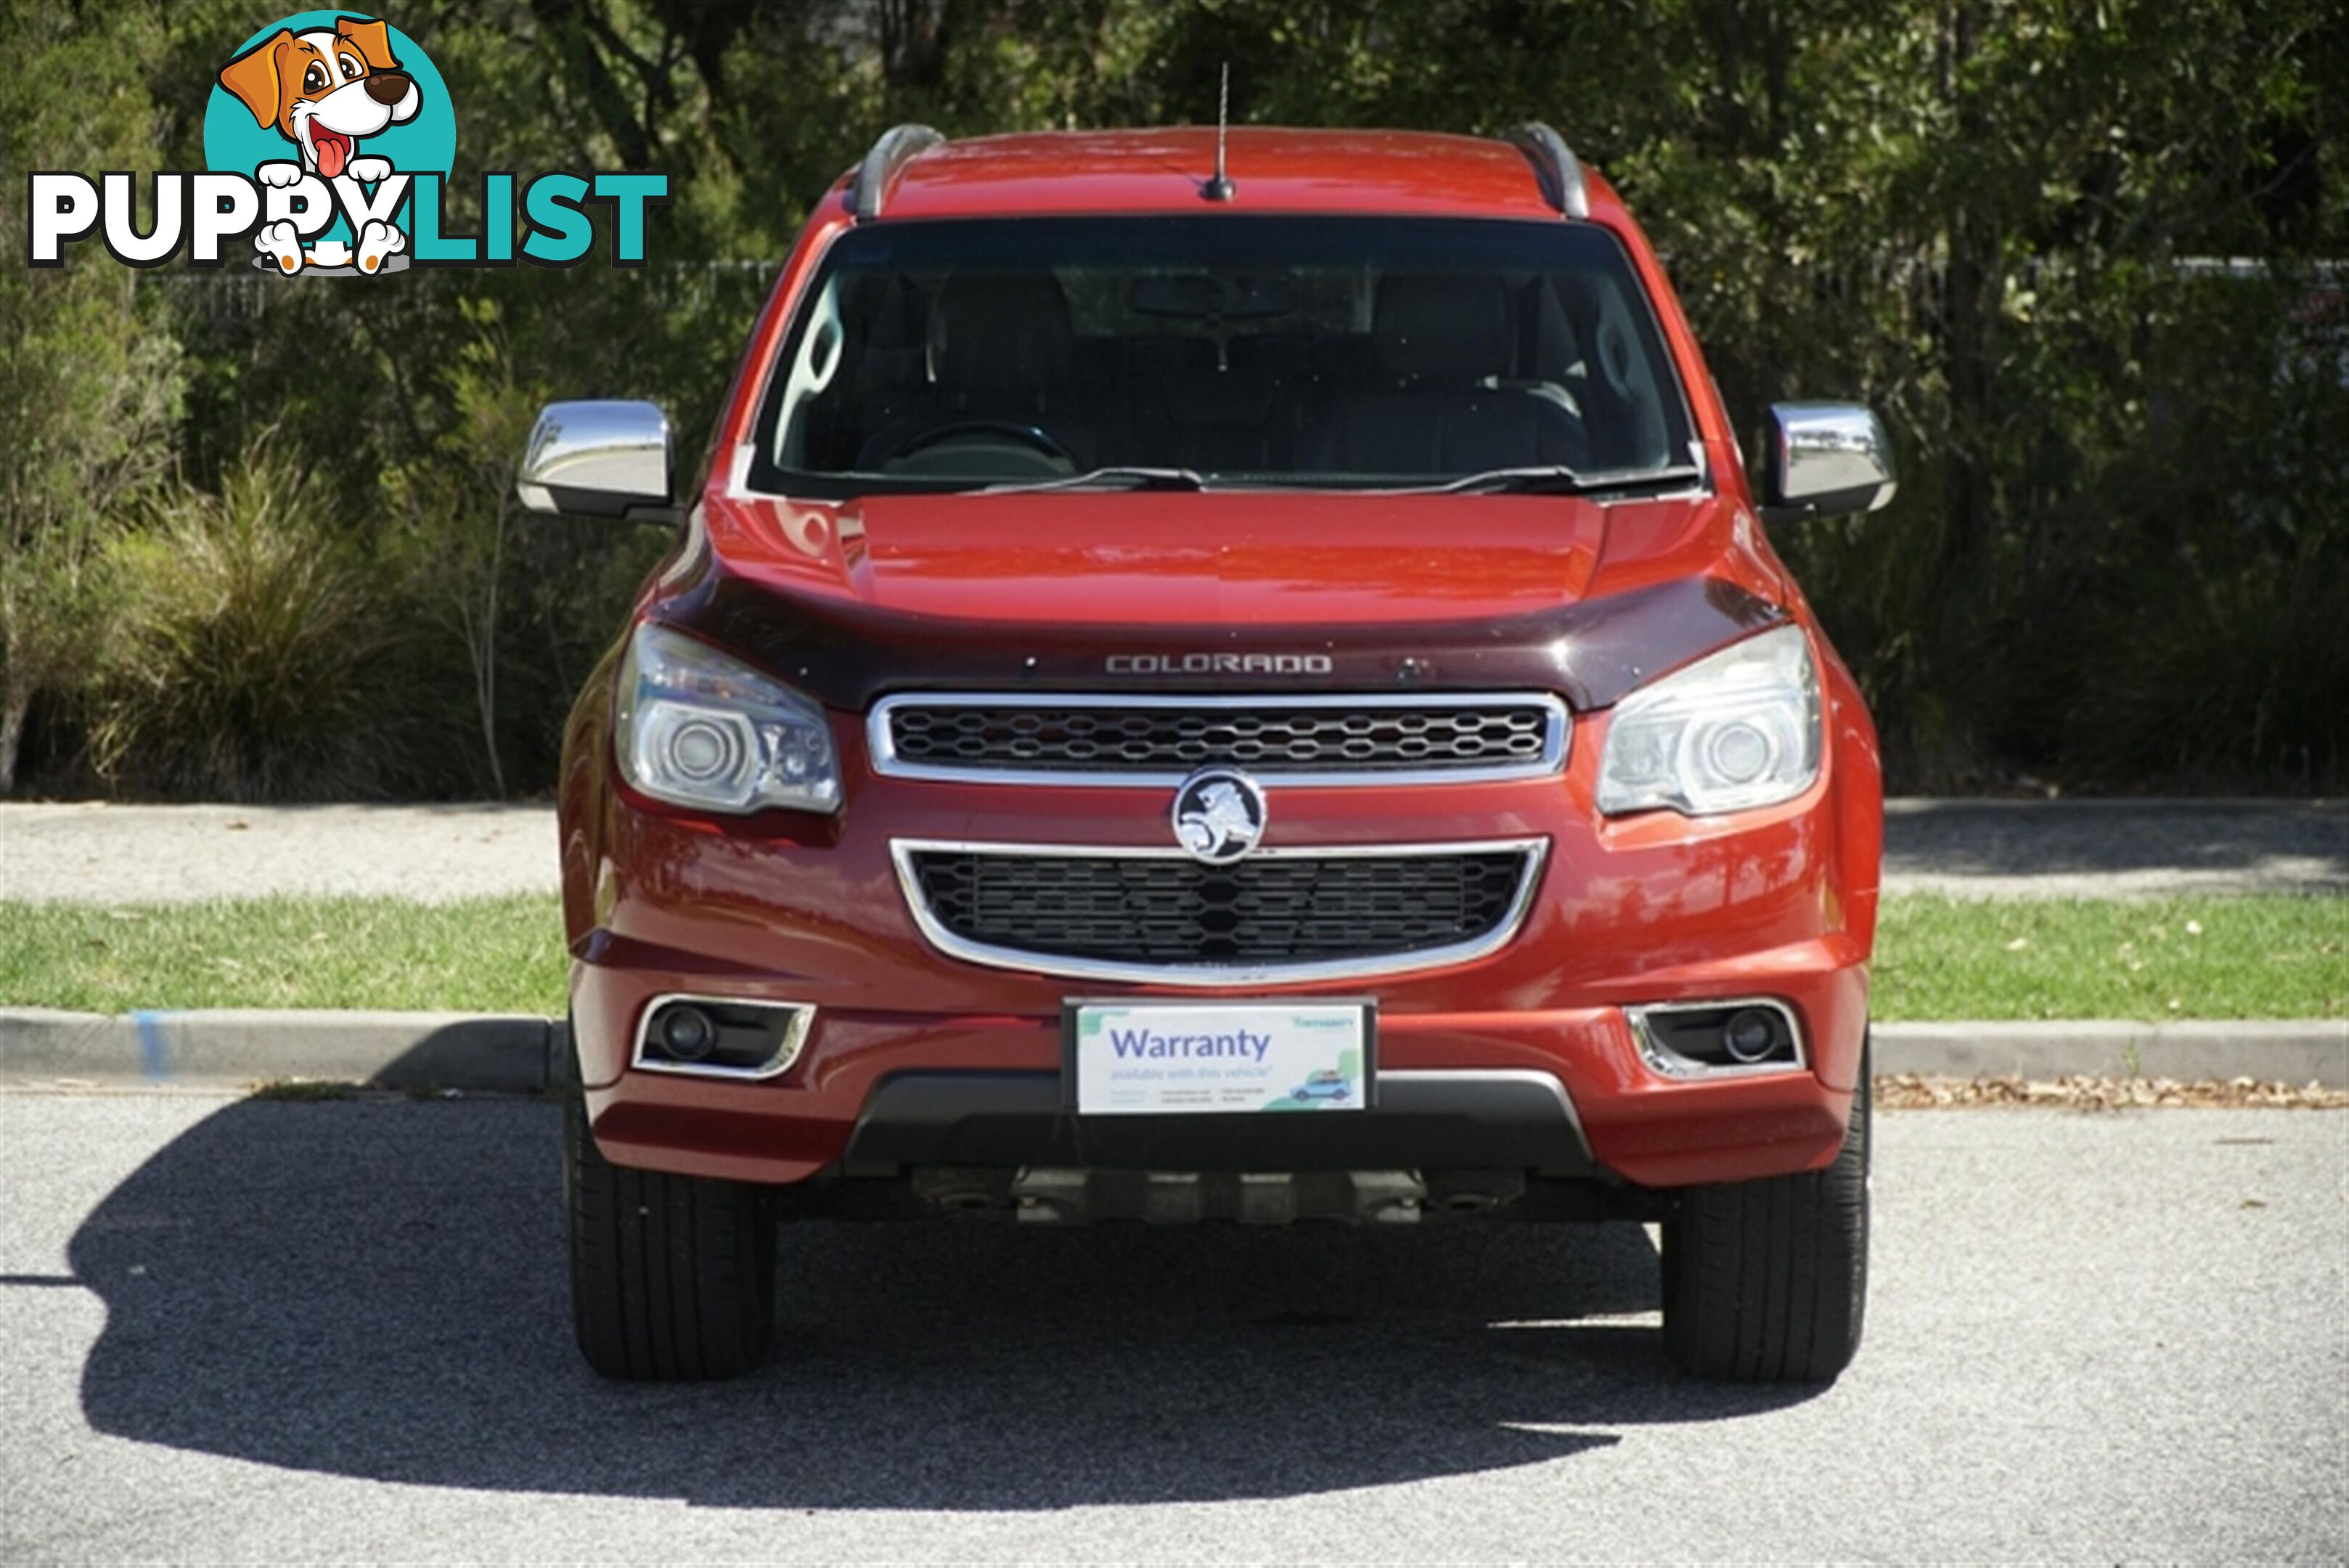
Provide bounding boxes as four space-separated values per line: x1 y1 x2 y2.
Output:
887 420 1072 466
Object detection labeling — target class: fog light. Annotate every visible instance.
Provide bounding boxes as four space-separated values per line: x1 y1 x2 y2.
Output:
1723 1007 1780 1063
1625 998 1805 1079
634 996 817 1080
660 1004 716 1061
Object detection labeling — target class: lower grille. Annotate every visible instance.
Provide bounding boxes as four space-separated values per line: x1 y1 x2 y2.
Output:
894 840 1545 984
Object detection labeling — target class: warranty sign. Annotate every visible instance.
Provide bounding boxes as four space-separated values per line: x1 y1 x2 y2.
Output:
1068 1002 1372 1116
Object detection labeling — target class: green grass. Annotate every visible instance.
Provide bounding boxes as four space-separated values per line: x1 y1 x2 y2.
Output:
0 893 2341 1021
1874 895 2345 1021
0 895 566 1015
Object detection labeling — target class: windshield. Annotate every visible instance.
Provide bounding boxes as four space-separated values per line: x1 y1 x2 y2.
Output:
748 216 1697 497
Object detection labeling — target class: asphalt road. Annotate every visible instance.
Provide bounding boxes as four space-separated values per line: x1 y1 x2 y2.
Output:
4 797 2343 902
1 1093 2342 1561
1882 797 2348 899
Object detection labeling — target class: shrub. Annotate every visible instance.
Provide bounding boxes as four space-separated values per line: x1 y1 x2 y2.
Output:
88 444 401 802
2067 532 2349 791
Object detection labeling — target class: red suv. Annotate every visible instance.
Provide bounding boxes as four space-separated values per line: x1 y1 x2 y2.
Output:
520 126 1894 1384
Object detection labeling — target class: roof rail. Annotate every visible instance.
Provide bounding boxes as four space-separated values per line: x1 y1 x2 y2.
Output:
852 124 945 221
1500 123 1589 220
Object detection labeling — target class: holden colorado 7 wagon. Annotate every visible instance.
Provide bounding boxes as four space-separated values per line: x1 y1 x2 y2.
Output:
518 124 1895 1384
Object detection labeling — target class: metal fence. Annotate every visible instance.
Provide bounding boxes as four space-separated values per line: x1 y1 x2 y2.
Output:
144 258 786 327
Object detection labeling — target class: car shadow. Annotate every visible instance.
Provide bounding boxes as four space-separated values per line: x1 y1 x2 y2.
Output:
70 1098 1820 1508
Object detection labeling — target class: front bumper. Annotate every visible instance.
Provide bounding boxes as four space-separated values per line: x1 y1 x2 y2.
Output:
579 980 1863 1191
563 698 1881 1195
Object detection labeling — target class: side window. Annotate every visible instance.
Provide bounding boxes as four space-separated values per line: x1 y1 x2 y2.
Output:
1551 269 1674 470
772 279 844 470
1590 284 1668 466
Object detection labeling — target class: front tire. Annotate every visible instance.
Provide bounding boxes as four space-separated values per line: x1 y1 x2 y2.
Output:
563 1090 776 1380
1659 1042 1871 1383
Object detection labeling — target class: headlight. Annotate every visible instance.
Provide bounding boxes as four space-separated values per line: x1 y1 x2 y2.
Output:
1596 624 1821 815
614 622 841 814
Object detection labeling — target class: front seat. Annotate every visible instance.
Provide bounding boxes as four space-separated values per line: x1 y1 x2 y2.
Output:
1302 274 1588 476
859 272 1094 473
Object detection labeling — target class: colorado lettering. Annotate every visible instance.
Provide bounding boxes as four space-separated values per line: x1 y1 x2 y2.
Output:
1104 653 1335 674
1107 1027 1273 1062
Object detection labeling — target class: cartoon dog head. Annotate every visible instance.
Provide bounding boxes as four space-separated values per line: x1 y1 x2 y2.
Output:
217 16 420 181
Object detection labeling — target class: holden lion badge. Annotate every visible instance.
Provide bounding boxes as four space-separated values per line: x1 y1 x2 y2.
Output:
1172 768 1267 865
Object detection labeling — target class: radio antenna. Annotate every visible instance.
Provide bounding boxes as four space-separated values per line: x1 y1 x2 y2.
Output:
1201 63 1234 202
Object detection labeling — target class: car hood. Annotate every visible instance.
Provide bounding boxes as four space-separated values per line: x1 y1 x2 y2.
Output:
835 491 1606 624
658 489 1786 711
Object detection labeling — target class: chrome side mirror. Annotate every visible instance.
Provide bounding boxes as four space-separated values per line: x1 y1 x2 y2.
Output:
1761 402 1896 523
516 400 673 519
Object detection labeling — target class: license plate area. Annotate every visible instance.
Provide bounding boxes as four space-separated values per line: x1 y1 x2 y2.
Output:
1063 1000 1375 1116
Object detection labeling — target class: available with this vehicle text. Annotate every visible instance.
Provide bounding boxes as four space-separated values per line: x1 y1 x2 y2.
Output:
523 124 1895 1384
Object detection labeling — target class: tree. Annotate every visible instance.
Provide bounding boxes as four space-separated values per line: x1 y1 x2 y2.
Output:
383 300 550 797
0 7 184 793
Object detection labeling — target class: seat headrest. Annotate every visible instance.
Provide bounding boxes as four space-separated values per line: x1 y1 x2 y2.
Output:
1373 274 1513 382
929 273 1074 392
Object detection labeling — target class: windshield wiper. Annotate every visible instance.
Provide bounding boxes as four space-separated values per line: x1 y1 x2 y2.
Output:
1424 463 1707 497
972 463 1703 497
981 466 1206 494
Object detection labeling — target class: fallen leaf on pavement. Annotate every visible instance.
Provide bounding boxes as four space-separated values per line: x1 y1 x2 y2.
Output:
1876 1074 2349 1111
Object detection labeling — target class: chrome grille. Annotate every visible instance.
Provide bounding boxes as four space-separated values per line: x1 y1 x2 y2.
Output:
870 694 1567 785
892 840 1547 985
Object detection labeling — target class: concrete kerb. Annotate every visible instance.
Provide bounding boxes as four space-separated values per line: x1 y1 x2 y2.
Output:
0 1008 562 1091
1871 1019 2348 1087
0 1009 2340 1092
